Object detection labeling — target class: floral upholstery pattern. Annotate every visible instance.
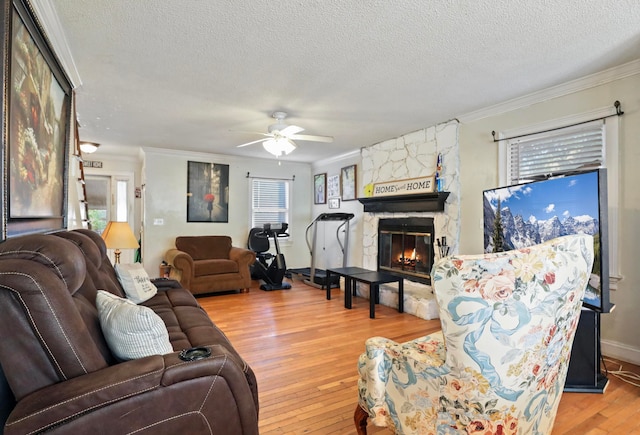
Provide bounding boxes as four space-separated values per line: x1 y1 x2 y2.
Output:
357 234 594 434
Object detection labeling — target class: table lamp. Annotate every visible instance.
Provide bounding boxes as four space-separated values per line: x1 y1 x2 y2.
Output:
102 221 139 263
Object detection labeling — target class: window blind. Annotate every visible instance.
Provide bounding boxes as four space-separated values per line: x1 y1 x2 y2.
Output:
251 179 290 229
507 120 604 184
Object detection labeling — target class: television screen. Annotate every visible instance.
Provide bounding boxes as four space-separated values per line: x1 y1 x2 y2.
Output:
483 168 611 313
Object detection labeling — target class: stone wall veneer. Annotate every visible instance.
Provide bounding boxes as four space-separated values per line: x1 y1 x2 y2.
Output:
358 119 460 320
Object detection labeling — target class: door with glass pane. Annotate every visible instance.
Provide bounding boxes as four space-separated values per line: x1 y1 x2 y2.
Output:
85 174 136 262
85 176 110 234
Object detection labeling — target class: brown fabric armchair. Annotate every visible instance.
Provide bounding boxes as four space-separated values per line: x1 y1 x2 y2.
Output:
0 230 258 435
165 235 256 295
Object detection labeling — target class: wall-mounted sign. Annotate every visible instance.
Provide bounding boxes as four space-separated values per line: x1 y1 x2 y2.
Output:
367 175 435 197
84 160 103 168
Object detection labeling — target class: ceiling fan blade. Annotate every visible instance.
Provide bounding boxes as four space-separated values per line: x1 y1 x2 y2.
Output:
236 138 268 148
289 134 334 143
280 125 304 136
230 130 273 137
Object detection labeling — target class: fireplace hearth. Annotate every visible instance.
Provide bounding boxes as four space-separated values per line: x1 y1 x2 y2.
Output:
378 217 434 285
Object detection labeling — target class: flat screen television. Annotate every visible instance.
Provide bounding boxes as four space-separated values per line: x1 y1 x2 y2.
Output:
483 168 611 313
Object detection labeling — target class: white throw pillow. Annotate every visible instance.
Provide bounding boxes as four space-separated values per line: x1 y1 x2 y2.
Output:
95 290 173 360
115 263 158 304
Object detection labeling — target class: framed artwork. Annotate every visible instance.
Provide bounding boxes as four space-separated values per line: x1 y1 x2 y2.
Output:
3 0 72 238
328 198 340 209
341 164 357 201
327 174 340 198
314 173 326 204
187 161 229 222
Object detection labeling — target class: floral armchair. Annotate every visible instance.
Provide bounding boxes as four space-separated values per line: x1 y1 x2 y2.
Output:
356 234 594 435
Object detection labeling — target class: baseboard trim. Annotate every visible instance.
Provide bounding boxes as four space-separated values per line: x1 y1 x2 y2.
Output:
601 339 640 366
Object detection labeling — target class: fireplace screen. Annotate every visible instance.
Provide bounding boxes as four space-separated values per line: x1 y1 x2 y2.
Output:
379 229 433 283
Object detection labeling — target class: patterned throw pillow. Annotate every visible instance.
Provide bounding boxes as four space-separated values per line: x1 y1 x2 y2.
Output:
115 263 158 304
95 290 173 360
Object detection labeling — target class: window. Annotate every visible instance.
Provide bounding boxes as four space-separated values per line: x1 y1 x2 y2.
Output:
250 178 291 232
505 121 604 184
498 106 620 286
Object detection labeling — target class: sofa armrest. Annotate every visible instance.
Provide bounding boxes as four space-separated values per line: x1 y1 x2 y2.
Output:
6 347 259 435
165 249 194 290
229 247 256 288
229 247 256 269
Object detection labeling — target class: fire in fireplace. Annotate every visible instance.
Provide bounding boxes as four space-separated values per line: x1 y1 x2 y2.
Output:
378 217 435 285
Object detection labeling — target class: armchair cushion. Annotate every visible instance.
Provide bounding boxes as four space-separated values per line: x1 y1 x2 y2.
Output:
357 234 594 435
176 235 231 260
115 262 158 303
194 258 239 276
96 290 173 360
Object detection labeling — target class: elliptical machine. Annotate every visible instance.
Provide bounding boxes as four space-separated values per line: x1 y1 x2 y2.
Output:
247 222 292 291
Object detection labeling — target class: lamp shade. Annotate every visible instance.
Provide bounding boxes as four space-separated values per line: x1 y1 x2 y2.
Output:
102 222 139 250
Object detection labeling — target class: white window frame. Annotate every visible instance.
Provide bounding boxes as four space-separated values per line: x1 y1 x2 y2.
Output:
249 178 292 245
497 106 620 288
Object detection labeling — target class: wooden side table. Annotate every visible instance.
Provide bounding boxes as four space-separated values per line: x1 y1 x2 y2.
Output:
159 264 172 279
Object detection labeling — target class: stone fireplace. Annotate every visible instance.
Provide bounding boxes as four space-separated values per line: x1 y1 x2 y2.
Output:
357 120 461 320
378 217 434 285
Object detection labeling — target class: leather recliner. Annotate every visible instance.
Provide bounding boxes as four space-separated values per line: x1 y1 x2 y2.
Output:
0 230 259 435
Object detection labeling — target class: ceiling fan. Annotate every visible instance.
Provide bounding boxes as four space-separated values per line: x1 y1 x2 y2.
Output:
236 111 333 157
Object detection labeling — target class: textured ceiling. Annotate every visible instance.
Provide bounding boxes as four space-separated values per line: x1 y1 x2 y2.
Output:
46 0 640 162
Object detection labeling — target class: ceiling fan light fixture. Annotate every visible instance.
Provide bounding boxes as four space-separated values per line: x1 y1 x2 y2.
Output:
79 141 100 154
263 138 296 157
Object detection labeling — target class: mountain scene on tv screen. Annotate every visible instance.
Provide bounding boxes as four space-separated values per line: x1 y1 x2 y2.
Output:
483 171 602 306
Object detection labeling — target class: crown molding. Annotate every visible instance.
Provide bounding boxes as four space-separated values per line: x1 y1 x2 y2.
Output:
313 149 361 169
459 59 640 123
141 146 312 168
28 0 82 88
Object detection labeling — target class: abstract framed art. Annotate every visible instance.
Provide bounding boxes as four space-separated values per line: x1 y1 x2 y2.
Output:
314 173 326 204
2 0 73 238
341 164 357 201
327 174 340 198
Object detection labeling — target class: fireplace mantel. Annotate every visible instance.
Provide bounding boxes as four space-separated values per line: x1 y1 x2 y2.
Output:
358 192 449 213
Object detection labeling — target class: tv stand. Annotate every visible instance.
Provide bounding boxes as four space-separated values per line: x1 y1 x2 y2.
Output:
564 308 610 393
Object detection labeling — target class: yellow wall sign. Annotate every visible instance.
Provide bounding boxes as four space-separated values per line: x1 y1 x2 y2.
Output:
366 176 435 197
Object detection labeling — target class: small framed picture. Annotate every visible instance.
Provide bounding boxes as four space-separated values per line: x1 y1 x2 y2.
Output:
341 164 357 201
328 198 340 209
314 173 327 204
327 174 340 198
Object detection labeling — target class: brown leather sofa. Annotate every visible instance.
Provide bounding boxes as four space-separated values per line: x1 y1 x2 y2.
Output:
0 229 258 435
165 235 256 295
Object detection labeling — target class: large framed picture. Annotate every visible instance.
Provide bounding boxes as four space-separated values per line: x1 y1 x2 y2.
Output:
187 161 229 222
3 0 72 238
314 173 326 204
341 164 357 201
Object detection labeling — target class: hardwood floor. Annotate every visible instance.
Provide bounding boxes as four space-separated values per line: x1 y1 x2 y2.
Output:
197 279 640 434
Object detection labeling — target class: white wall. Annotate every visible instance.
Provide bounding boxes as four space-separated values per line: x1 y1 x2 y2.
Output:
459 73 640 364
310 151 363 270
141 148 312 277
